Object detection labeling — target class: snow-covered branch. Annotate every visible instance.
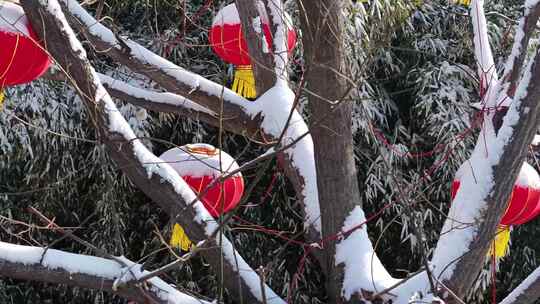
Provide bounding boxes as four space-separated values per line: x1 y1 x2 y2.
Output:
471 0 499 104
498 1 540 100
431 25 540 303
234 0 276 93
500 266 540 304
20 1 285 303
59 0 321 241
0 242 209 304
58 0 261 138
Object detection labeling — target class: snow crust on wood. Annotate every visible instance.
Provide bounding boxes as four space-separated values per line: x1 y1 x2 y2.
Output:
99 74 216 115
49 1 285 302
220 237 285 304
0 242 209 304
159 144 241 178
0 2 31 36
499 266 540 304
62 0 250 107
266 0 289 84
113 257 212 304
0 241 122 278
335 206 397 299
430 41 536 281
471 0 499 108
255 86 321 233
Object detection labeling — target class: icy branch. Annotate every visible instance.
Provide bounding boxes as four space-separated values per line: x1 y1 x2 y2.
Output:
498 0 540 100
0 242 208 304
235 0 276 93
431 37 540 301
263 0 289 85
500 266 540 304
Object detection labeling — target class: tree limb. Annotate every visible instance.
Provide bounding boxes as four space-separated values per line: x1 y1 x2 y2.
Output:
500 266 540 304
0 242 209 304
234 0 276 95
437 34 540 304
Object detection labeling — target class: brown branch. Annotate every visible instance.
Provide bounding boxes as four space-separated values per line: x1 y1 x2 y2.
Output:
58 0 265 140
499 2 540 98
235 0 276 95
0 255 166 304
54 0 322 249
500 266 540 304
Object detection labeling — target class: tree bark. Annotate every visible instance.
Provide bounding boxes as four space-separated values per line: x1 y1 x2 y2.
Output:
298 1 359 302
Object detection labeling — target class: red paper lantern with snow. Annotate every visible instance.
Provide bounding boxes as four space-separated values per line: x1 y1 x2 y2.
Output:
209 3 297 98
451 161 540 258
451 161 540 226
159 143 244 217
0 3 51 107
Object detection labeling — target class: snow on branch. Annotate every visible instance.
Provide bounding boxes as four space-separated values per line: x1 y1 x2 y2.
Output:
59 0 321 237
500 266 540 304
431 29 540 301
264 0 290 85
58 0 261 137
0 242 209 304
498 0 540 101
20 0 285 303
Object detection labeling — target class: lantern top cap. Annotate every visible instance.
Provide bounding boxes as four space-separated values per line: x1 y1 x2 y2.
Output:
186 143 219 156
0 2 31 36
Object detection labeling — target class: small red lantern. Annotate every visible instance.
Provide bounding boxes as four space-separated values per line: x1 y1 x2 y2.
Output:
160 144 244 250
0 3 51 107
451 161 540 258
209 3 297 99
451 162 540 226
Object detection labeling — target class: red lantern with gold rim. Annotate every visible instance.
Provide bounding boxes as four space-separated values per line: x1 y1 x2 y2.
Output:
209 2 296 99
159 144 244 250
0 2 51 107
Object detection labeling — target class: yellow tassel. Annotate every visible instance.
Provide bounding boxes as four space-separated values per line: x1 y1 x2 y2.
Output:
0 90 4 111
488 226 511 259
457 0 471 6
170 223 192 251
232 65 257 99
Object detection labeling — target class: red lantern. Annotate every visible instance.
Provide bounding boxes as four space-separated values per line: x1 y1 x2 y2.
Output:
0 3 51 107
451 161 540 226
160 143 244 217
209 3 297 99
160 144 244 251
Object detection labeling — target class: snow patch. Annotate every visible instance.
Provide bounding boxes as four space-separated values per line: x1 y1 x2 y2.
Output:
335 206 397 299
0 2 31 36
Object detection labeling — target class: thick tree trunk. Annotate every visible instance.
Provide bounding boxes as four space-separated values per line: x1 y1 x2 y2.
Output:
298 1 360 302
